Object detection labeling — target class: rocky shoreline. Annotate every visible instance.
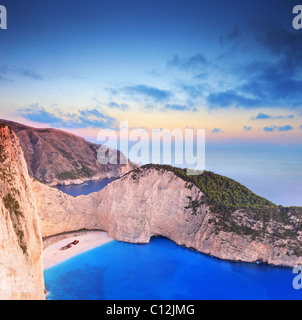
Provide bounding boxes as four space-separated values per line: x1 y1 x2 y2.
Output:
34 166 302 268
1 122 302 299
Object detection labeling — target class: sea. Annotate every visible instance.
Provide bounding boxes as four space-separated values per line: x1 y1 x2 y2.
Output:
44 237 301 300
45 145 302 300
55 178 117 197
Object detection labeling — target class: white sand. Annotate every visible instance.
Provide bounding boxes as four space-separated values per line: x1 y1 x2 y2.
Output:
43 231 113 270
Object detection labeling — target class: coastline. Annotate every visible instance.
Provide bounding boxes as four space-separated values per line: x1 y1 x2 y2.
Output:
43 230 113 270
48 175 111 187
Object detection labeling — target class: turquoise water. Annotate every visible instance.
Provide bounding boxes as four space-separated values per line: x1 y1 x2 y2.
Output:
44 237 302 300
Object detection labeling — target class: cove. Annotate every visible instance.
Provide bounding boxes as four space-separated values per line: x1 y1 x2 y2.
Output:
44 237 302 300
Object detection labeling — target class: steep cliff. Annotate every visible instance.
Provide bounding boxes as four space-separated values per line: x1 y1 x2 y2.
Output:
0 119 136 186
5 120 301 300
34 165 302 268
0 124 45 300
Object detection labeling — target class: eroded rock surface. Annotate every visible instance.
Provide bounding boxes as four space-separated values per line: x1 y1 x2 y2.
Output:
0 124 45 300
34 167 302 268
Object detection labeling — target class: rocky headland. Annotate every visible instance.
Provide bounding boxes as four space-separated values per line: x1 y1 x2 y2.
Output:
1 122 302 299
35 164 302 268
0 119 136 186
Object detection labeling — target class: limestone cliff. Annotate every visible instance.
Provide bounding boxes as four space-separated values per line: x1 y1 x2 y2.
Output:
34 165 302 268
0 119 136 186
7 120 302 300
0 124 45 300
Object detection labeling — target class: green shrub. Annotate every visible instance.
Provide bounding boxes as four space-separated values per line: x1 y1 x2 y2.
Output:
0 145 6 163
126 164 276 213
3 193 27 254
56 164 95 181
3 194 23 218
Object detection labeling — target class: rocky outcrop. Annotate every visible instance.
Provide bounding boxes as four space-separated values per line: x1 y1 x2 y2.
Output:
1 119 301 301
34 166 302 268
0 119 136 186
0 124 45 300
32 180 102 236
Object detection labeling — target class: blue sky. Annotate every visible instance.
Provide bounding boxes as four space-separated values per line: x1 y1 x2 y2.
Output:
0 0 302 144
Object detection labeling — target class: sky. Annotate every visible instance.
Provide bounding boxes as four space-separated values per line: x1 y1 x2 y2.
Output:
0 0 302 145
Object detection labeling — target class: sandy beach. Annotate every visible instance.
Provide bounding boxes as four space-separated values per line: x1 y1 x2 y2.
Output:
43 230 113 270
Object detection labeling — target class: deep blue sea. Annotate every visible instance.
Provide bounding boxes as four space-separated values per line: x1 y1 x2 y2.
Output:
55 178 117 197
44 237 301 300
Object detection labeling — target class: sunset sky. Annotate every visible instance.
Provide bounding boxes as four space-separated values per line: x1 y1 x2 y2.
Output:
0 0 302 144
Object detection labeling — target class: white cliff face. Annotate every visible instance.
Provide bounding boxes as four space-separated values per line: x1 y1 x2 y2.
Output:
96 169 208 245
0 125 45 300
4 122 301 300
34 169 207 244
32 181 103 236
34 166 302 268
